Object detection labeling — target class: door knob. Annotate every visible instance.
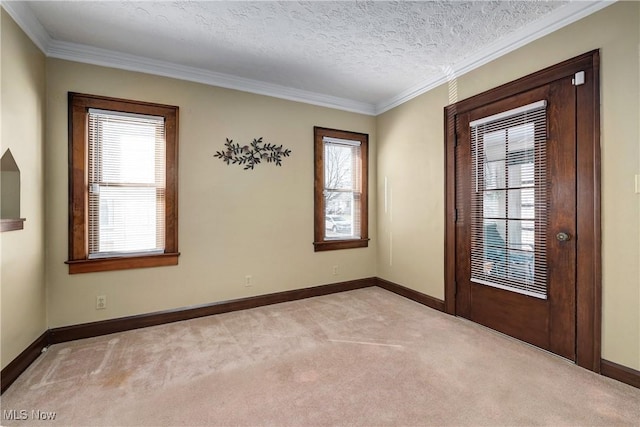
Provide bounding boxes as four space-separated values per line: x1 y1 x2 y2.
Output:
556 232 571 242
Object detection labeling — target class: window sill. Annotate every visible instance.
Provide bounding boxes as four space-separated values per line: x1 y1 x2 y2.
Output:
313 238 369 252
1 218 26 232
66 252 180 274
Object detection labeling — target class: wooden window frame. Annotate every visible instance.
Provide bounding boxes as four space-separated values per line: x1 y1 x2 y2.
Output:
67 93 179 274
313 126 369 251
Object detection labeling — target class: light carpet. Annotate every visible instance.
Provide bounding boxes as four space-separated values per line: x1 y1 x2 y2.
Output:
1 287 639 426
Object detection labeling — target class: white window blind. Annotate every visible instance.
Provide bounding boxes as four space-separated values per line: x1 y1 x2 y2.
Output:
470 100 548 299
323 137 362 240
88 109 166 258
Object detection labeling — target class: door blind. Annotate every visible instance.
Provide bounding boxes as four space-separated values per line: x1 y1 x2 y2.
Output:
469 100 548 299
88 109 166 258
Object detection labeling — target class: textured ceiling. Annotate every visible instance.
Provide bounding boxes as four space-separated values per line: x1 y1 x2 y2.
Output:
17 1 595 111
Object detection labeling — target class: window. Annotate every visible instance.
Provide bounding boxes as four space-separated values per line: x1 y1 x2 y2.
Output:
469 100 547 298
67 93 179 273
313 127 368 251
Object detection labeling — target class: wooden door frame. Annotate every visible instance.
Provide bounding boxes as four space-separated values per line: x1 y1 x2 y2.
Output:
444 50 601 372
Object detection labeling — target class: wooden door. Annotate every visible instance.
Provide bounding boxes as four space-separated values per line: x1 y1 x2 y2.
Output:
455 80 576 359
444 51 601 368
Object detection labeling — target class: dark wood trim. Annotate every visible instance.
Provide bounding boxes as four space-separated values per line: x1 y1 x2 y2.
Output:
575 51 602 372
601 359 640 389
1 331 50 394
446 52 597 114
313 126 369 252
444 50 601 371
66 252 180 274
0 218 26 232
67 92 179 273
313 238 370 251
375 277 445 312
49 278 375 344
444 107 457 315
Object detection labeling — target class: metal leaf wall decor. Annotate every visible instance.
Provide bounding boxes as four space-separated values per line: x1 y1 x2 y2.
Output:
214 138 292 170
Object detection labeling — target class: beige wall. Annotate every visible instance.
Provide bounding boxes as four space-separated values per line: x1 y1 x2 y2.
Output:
377 1 640 370
0 9 47 370
45 59 377 328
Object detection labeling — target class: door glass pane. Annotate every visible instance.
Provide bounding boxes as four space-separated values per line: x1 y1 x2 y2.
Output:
470 101 548 299
484 160 505 189
508 189 535 219
483 190 505 218
507 219 535 251
484 130 506 162
482 219 507 279
506 249 534 284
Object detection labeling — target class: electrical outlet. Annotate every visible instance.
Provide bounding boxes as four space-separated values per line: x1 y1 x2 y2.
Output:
332 265 339 276
245 275 252 287
96 295 107 310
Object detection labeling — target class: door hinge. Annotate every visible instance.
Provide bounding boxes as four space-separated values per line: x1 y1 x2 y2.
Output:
454 208 459 223
572 71 585 86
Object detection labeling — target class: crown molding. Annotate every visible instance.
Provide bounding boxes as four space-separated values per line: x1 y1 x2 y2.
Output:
1 0 51 53
3 0 613 117
375 0 616 114
2 1 375 115
47 40 377 115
